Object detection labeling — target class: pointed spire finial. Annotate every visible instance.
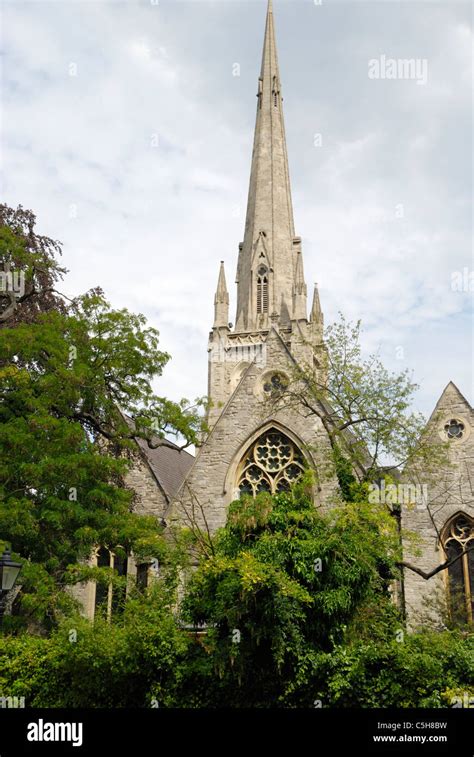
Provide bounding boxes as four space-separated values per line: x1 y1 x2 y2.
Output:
213 261 230 329
294 251 306 292
311 283 323 324
292 251 307 320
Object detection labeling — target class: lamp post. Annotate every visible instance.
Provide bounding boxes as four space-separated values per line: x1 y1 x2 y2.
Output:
0 548 22 624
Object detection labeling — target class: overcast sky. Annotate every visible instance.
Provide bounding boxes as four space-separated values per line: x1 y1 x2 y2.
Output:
2 0 473 420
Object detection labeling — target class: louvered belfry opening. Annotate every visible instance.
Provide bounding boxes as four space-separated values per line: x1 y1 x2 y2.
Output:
257 265 269 314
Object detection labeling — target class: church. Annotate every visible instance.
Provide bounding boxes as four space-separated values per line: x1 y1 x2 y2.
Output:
77 0 474 629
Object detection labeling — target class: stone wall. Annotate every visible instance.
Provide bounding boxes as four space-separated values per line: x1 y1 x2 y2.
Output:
69 450 169 619
401 383 474 628
125 453 168 519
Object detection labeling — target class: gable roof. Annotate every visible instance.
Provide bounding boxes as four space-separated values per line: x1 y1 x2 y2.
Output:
427 381 474 426
122 414 195 503
136 437 195 502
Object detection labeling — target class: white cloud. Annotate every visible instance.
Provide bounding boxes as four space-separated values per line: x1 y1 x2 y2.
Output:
2 0 472 419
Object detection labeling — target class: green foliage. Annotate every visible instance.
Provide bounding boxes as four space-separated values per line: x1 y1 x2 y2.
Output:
0 204 66 327
0 480 472 709
324 316 426 476
303 631 474 708
0 299 171 625
333 444 358 501
287 314 448 483
0 584 189 707
1 599 472 708
0 207 205 626
179 478 403 705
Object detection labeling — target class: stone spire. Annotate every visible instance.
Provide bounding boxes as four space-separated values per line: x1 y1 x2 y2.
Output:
235 0 302 332
213 261 229 329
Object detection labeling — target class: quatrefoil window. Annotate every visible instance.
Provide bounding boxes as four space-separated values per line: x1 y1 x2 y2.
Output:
238 430 305 496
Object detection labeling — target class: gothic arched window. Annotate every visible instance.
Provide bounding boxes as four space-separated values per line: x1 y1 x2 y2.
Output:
237 429 305 496
256 265 269 314
443 514 474 624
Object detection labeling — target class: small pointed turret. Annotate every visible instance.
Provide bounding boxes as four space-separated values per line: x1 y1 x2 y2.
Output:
310 283 324 343
213 261 230 329
292 251 307 320
311 283 323 324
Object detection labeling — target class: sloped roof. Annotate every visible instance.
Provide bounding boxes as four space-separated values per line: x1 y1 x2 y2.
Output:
427 381 473 424
122 413 195 502
136 437 194 502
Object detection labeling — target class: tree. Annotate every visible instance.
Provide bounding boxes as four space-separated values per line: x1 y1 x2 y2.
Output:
265 316 473 589
0 207 205 627
0 204 66 326
179 477 402 706
274 315 446 481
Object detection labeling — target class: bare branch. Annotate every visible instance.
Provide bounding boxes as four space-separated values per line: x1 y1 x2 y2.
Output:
400 544 474 581
71 410 191 452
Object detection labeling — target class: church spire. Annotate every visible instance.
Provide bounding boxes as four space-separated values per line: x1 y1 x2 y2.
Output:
235 0 301 332
213 261 229 329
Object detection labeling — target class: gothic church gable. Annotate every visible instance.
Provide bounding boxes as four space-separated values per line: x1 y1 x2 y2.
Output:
171 328 339 532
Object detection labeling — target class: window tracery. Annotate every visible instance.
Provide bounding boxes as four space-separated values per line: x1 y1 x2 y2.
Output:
443 514 474 624
237 429 305 496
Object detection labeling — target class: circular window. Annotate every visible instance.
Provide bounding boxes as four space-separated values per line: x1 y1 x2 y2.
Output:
444 419 465 439
438 415 470 444
262 372 288 397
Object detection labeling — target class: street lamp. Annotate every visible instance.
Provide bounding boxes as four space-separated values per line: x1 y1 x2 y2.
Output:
0 547 22 623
